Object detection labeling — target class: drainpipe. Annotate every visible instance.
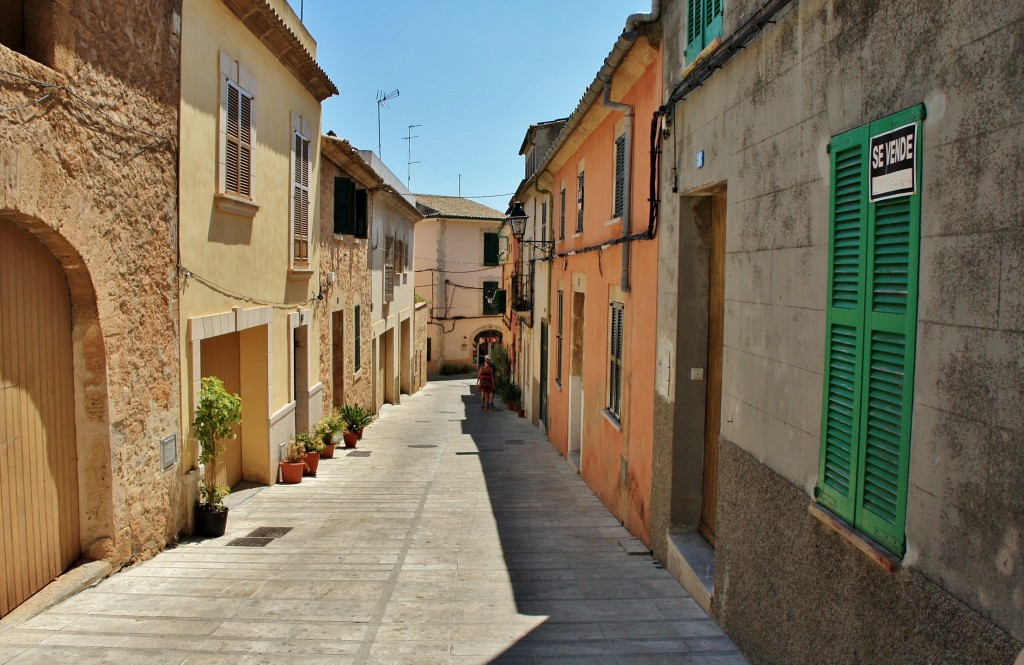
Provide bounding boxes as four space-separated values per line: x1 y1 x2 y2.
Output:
601 0 660 293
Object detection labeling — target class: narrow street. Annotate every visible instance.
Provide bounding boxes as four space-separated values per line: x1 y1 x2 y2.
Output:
0 378 744 665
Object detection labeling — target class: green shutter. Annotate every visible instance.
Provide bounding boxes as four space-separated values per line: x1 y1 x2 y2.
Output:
854 105 923 555
483 281 499 315
495 289 506 315
614 135 626 218
354 189 368 238
686 0 723 62
818 126 869 522
483 233 500 266
334 178 356 235
818 105 923 556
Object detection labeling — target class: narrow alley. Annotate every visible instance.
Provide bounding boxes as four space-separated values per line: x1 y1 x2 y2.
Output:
0 378 745 665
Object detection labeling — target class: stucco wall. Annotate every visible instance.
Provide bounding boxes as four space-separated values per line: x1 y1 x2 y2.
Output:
653 0 1024 654
545 40 662 545
0 0 184 563
178 0 324 480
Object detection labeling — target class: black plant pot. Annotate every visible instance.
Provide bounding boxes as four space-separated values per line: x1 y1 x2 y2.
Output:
195 506 229 537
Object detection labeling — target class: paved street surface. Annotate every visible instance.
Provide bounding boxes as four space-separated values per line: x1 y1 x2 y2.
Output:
0 378 746 664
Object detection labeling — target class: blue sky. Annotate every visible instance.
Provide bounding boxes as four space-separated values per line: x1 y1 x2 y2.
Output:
287 1 642 209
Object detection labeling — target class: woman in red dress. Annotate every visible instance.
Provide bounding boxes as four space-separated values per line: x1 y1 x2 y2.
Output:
477 355 495 410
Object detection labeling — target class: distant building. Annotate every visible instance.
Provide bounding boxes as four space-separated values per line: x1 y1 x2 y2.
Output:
511 118 567 431
414 195 509 375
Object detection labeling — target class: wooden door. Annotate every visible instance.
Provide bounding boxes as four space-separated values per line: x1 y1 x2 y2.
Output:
200 332 242 488
699 195 726 544
0 222 80 618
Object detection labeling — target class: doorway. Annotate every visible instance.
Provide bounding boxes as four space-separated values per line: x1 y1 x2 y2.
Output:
293 324 309 434
474 329 502 367
567 291 585 472
699 195 726 544
201 332 243 488
332 310 345 409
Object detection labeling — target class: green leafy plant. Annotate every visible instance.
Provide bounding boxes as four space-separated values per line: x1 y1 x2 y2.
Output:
314 409 345 444
339 404 373 433
295 431 324 454
194 376 242 512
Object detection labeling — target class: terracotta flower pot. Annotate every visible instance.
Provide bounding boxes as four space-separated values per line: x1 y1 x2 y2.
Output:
303 451 321 476
343 431 358 448
517 409 526 418
280 461 303 484
356 427 365 440
321 443 336 459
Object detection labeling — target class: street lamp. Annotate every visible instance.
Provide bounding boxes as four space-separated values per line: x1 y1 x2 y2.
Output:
506 200 553 257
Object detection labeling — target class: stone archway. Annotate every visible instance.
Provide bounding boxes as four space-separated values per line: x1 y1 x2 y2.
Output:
472 328 504 367
0 213 114 614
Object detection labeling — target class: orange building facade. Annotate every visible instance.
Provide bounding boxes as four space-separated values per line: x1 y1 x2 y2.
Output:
541 29 662 545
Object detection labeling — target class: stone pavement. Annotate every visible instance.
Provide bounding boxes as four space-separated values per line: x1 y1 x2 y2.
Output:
0 377 747 664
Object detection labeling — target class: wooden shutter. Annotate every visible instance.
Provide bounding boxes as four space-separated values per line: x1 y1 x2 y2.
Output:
556 290 564 384
609 302 624 417
541 201 548 242
353 305 361 370
292 133 310 264
355 189 368 238
384 236 395 302
225 82 253 198
686 0 723 63
483 232 500 266
614 135 626 218
559 189 566 240
818 106 923 555
818 125 868 522
576 171 585 233
855 106 922 554
334 178 356 235
483 281 499 315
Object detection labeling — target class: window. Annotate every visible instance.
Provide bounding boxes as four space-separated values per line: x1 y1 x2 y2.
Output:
384 235 395 302
613 134 626 219
483 281 505 316
292 131 310 266
1 2 63 68
576 170 585 233
559 187 566 240
334 178 355 235
222 82 254 199
607 302 624 419
686 0 723 63
483 232 500 267
541 200 548 243
426 337 432 362
817 105 923 556
353 305 361 371
355 189 368 238
556 290 564 386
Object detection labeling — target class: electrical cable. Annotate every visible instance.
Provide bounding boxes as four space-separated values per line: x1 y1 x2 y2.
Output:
178 265 315 309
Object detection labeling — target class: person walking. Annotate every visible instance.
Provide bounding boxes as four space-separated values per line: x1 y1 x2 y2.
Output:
477 355 495 410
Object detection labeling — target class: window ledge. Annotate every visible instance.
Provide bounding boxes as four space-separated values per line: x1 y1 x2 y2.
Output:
605 217 622 227
602 409 622 431
288 267 314 280
808 502 901 573
572 232 583 239
214 193 260 218
555 380 562 391
353 368 364 381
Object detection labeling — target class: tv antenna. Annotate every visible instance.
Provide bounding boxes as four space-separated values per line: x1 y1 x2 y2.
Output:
376 89 399 160
403 124 421 189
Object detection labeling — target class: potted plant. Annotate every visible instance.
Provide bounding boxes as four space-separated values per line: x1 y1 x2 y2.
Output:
193 376 242 537
314 412 343 459
339 404 361 448
502 382 522 413
279 438 305 484
351 405 374 439
295 432 324 476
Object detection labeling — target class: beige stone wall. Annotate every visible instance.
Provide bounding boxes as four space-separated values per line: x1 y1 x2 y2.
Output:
414 302 428 392
317 159 373 414
0 0 184 564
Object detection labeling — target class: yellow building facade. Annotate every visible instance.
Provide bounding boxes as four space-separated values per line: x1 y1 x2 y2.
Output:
178 0 336 501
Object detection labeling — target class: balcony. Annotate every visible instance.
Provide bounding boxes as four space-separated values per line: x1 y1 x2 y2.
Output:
511 269 533 314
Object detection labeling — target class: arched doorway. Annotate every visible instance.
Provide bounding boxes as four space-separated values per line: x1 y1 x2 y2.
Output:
473 329 503 367
0 221 81 618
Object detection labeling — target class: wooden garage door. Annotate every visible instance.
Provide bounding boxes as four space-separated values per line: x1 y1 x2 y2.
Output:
0 222 80 618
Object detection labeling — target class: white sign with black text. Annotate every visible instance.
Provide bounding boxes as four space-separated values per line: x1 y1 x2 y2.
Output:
870 122 918 202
